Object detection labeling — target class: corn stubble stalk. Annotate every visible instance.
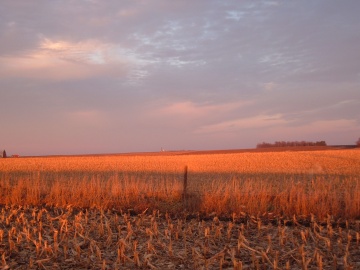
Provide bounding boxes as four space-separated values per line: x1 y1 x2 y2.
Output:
0 204 359 268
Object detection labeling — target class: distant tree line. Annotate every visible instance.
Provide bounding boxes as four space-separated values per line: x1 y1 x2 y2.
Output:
256 141 327 148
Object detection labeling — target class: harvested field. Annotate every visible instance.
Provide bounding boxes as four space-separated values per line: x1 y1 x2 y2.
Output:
1 149 359 219
2 148 360 175
1 205 360 269
0 148 360 269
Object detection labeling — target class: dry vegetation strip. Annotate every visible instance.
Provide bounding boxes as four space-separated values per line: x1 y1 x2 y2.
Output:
1 149 360 174
1 205 360 269
0 149 359 220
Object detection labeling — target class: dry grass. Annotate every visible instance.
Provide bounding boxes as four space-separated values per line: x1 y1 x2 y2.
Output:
1 148 360 268
1 149 360 175
0 149 359 220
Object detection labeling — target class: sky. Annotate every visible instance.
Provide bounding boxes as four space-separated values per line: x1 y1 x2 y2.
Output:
1 0 360 156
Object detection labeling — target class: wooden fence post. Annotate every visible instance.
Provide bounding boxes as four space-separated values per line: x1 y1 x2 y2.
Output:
183 165 188 204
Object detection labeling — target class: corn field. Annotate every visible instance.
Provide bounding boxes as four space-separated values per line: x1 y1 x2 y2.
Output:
0 148 359 269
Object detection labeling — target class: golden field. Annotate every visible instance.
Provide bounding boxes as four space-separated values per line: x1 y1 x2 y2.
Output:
1 148 360 175
1 148 360 269
0 148 359 219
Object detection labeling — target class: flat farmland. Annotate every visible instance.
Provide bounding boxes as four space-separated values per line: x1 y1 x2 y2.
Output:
0 148 360 269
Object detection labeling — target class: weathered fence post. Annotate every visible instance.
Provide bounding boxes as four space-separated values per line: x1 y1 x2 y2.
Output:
183 165 188 205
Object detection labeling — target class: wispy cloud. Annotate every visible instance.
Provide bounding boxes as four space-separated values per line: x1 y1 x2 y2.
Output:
196 114 287 134
0 37 160 84
0 38 129 80
158 100 252 117
40 38 113 65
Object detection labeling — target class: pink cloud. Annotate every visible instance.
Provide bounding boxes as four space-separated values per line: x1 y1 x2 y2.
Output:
159 100 252 117
0 38 131 81
195 114 287 133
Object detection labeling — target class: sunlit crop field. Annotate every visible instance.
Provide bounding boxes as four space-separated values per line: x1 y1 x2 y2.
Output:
1 148 360 269
1 149 360 218
1 149 360 175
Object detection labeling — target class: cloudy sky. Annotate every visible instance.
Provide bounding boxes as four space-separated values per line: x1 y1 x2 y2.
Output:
1 1 360 155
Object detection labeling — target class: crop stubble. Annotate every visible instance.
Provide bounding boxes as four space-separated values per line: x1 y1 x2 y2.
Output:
0 148 360 269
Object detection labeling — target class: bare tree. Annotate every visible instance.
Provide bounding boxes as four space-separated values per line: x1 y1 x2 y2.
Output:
2 150 6 158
